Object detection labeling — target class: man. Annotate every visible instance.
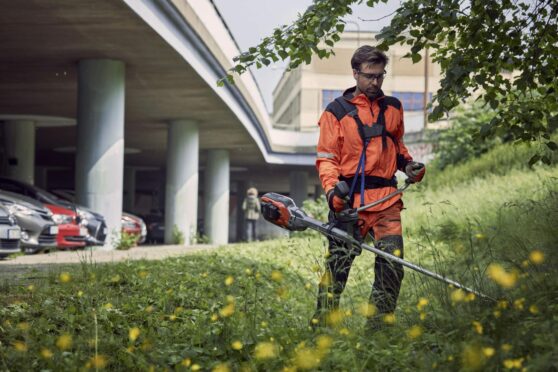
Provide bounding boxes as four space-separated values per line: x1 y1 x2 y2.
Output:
242 187 261 241
314 45 425 328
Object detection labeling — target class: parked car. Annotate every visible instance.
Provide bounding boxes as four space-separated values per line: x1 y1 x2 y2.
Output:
51 189 146 245
144 212 165 244
0 191 58 254
0 178 107 246
122 212 147 244
0 205 21 258
45 204 86 249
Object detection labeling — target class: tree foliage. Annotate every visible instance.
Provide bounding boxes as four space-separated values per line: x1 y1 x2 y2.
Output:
219 0 558 162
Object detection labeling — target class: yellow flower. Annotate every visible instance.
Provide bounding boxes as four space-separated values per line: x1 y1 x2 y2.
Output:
475 233 486 240
260 321 268 328
77 290 84 297
482 347 495 357
88 355 108 369
13 341 27 352
138 270 149 278
110 274 121 283
191 364 201 371
103 303 113 310
503 358 524 369
305 283 312 290
451 289 466 303
529 250 544 264
501 344 513 352
271 270 283 282
326 309 344 327
393 249 401 257
407 325 423 339
493 310 501 318
339 328 350 336
129 327 141 342
225 276 234 286
472 321 483 334
145 305 154 313
231 341 243 350
17 322 30 331
316 335 333 351
56 334 72 350
245 268 252 275
212 363 230 372
181 358 191 367
319 272 332 286
417 297 429 311
169 315 177 321
513 298 525 311
219 303 235 317
497 300 509 309
461 344 485 370
311 264 321 273
383 313 396 325
27 284 35 291
40 348 54 359
59 272 71 283
211 314 219 321
358 303 377 318
126 346 135 353
294 347 321 370
174 306 185 314
254 342 277 360
419 312 427 321
529 304 539 314
465 293 476 302
201 272 208 278
487 264 518 289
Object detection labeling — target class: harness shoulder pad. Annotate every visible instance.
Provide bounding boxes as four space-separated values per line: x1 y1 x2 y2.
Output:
325 97 357 121
382 96 402 111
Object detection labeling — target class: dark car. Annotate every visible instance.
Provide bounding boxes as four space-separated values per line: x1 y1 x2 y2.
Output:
0 177 107 246
0 204 21 258
0 191 58 254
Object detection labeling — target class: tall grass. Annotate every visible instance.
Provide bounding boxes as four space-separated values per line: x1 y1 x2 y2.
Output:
0 142 557 371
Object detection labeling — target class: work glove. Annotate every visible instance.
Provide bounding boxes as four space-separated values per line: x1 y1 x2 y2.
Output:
326 188 347 212
405 161 426 183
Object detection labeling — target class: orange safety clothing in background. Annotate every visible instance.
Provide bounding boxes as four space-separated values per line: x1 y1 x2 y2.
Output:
316 87 413 212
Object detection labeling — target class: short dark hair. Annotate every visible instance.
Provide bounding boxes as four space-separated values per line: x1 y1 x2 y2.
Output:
351 45 388 70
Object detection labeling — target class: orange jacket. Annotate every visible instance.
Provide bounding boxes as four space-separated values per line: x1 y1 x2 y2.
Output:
316 88 413 212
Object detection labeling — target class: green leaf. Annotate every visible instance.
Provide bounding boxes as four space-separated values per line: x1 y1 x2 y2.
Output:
546 141 558 151
411 53 422 63
336 24 345 32
528 154 540 166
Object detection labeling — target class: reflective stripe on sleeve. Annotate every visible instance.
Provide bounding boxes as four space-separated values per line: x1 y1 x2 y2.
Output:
317 152 335 159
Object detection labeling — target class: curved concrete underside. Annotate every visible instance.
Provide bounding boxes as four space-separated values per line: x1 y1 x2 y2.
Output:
0 0 317 191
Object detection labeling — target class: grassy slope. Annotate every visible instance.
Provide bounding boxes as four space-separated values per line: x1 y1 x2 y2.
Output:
1 146 557 371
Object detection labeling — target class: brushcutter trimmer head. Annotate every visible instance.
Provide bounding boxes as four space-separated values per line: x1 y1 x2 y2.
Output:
260 193 308 231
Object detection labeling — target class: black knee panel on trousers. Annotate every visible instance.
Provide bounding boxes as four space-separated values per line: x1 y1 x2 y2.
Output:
371 235 404 314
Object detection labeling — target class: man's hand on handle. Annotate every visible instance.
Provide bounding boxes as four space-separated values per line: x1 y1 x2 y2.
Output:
404 161 426 183
327 181 350 212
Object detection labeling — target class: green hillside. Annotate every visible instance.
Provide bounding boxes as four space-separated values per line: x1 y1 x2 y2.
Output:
1 143 557 371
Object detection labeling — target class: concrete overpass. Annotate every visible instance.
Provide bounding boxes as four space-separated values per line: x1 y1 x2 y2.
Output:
0 0 318 246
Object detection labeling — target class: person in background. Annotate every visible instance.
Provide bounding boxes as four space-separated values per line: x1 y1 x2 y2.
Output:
242 187 261 242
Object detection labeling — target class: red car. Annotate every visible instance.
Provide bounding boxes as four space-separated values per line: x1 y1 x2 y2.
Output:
45 204 87 249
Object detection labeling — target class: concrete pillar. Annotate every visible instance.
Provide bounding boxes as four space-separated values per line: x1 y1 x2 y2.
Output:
289 170 308 207
204 149 230 245
124 167 136 212
3 120 35 184
164 120 198 245
75 59 125 249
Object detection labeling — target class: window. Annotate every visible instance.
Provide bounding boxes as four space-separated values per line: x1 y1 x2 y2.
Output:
321 90 344 110
391 92 433 111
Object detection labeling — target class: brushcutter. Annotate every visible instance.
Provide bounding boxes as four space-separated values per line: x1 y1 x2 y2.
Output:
260 181 495 302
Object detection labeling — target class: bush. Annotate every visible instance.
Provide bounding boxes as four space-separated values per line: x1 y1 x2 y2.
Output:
115 231 138 250
172 224 185 245
431 102 502 170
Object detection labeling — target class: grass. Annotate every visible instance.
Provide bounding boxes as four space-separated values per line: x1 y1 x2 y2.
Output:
0 147 557 371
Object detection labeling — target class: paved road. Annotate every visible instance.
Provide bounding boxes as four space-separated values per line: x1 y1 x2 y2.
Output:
0 244 215 283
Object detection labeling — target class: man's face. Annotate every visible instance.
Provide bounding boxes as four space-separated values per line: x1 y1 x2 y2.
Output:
353 63 386 98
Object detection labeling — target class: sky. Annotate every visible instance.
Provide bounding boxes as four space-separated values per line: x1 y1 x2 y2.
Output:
212 0 401 113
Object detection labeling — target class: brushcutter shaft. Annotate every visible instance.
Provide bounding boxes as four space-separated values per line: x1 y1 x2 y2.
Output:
260 192 495 302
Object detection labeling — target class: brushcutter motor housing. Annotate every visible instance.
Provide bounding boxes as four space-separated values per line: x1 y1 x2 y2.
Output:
260 193 308 231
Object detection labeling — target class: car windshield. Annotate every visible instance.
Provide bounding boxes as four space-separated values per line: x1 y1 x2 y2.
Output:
35 188 73 207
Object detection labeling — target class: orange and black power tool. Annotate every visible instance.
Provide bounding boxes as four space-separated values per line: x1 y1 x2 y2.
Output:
260 193 309 232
